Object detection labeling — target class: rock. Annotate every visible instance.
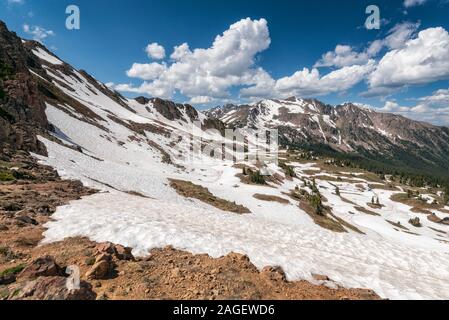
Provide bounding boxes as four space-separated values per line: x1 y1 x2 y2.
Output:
95 253 112 264
228 253 251 264
440 217 449 225
408 217 422 227
15 215 38 225
18 256 64 279
3 202 22 212
95 242 116 255
261 266 286 282
36 204 55 215
312 274 330 282
11 276 96 300
0 273 16 285
85 260 110 280
115 245 134 261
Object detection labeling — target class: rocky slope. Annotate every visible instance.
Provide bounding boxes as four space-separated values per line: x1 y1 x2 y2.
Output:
0 21 50 155
207 98 449 179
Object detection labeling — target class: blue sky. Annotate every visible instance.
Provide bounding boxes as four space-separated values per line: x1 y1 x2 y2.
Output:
1 0 449 125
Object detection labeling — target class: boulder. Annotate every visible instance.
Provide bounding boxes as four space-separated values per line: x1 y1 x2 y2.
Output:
95 253 112 264
312 274 330 282
408 217 422 228
95 242 115 255
0 273 16 285
18 255 64 279
15 214 38 225
115 245 134 261
95 242 134 261
11 276 96 300
85 260 110 280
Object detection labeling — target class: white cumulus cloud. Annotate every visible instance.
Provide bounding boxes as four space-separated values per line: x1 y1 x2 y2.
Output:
145 43 166 60
8 0 24 4
404 0 427 8
314 45 370 68
126 62 167 81
170 43 191 61
315 22 419 69
117 18 271 101
368 27 449 88
23 24 55 43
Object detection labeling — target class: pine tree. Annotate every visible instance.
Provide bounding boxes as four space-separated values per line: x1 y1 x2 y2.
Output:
335 186 340 196
407 189 413 198
443 184 449 205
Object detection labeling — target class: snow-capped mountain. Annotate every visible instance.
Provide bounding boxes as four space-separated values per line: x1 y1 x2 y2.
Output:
207 98 449 179
2 20 449 300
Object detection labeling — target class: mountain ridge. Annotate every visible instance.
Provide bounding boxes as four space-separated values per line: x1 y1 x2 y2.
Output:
1 19 448 183
206 98 449 180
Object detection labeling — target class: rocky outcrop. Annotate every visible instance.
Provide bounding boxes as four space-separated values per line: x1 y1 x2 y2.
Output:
18 256 64 280
0 21 50 155
11 276 96 300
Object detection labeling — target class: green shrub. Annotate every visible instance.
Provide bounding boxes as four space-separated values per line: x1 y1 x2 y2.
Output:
0 264 26 277
85 257 96 266
443 185 449 205
308 194 324 215
0 62 13 79
0 107 14 122
249 170 266 185
0 171 15 182
280 162 296 178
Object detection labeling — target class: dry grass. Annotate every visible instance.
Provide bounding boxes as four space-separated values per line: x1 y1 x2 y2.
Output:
386 220 409 230
367 203 384 210
331 214 365 234
169 179 251 214
296 199 363 234
368 183 398 191
253 194 290 204
314 175 360 184
339 196 357 206
429 226 447 234
298 201 347 233
354 206 380 216
390 193 444 213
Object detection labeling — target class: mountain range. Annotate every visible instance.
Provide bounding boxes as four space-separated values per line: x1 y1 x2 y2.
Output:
1 19 448 183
